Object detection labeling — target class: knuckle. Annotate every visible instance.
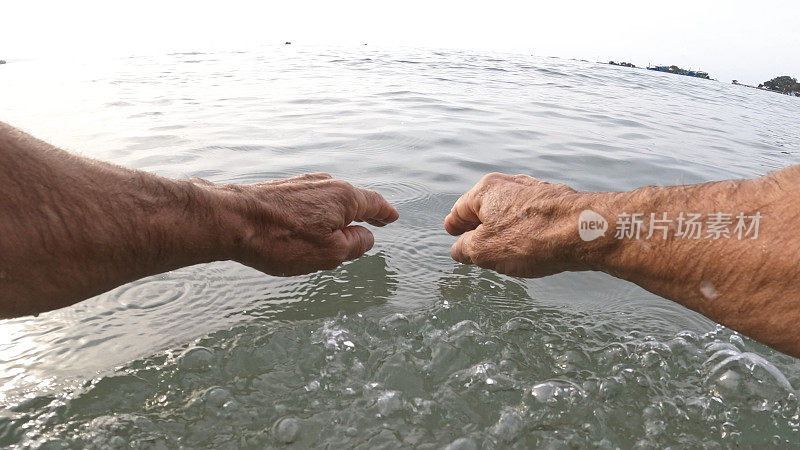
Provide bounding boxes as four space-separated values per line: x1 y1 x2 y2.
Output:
482 172 506 183
466 237 491 266
330 179 353 191
333 239 351 259
221 183 246 193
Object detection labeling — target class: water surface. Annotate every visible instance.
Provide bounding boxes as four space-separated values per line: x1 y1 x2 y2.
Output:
1 46 799 448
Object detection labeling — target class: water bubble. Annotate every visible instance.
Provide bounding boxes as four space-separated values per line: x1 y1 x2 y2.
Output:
644 418 666 437
345 427 358 437
668 336 693 355
705 351 795 402
273 417 301 444
599 376 625 399
379 313 410 332
311 320 352 350
428 342 472 381
447 320 483 339
445 437 478 450
729 334 745 351
411 397 434 415
555 349 590 372
377 390 404 416
375 352 424 394
677 330 699 342
501 317 536 332
222 400 239 414
531 380 585 404
641 350 663 368
343 387 357 396
351 360 366 378
704 342 740 357
498 359 518 372
203 387 231 408
33 439 72 449
177 346 214 371
490 407 524 442
593 438 615 449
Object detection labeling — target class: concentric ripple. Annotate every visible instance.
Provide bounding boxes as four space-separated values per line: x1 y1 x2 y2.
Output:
1 46 799 448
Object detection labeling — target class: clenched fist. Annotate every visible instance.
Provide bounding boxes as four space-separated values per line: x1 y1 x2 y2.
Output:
444 173 597 277
206 173 399 276
446 169 800 357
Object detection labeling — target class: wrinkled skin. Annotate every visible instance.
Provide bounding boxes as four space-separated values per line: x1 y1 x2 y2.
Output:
445 169 800 358
205 172 399 276
445 173 589 277
0 122 398 317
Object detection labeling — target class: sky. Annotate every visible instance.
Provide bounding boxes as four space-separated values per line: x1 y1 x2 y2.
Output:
2 0 798 85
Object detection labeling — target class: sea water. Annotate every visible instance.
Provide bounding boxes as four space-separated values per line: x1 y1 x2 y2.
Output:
1 46 799 448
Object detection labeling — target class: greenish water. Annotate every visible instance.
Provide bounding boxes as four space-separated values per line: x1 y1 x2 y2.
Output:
1 47 799 448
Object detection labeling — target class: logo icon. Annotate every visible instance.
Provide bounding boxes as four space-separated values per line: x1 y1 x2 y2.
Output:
578 210 608 241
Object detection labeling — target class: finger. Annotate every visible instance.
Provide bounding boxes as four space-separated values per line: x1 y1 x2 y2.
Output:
444 191 482 236
341 225 375 261
353 188 400 225
295 172 332 181
512 174 542 186
258 172 332 186
184 177 215 186
450 229 477 265
281 172 332 183
356 218 390 227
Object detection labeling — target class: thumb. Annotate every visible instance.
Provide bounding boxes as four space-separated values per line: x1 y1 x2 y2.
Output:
341 225 375 261
450 228 478 265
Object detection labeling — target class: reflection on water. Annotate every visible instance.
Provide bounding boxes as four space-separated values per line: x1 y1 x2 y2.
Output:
2 265 798 448
245 251 398 322
1 46 799 447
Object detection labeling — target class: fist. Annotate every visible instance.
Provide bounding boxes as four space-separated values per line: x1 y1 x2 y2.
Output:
213 173 399 276
445 173 592 277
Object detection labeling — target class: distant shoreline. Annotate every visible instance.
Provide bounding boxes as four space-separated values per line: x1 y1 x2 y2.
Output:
607 60 799 97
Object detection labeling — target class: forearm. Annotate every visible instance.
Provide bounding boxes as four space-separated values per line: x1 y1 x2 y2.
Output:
0 123 228 317
585 168 800 354
0 122 399 318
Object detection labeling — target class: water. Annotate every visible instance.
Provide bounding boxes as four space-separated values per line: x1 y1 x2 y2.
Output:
1 46 799 448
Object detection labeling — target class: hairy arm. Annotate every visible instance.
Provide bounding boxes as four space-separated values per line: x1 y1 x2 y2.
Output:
0 122 398 318
445 168 800 357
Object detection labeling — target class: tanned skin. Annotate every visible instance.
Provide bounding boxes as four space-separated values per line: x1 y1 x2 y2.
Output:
445 171 800 358
0 122 398 318
2 122 799 358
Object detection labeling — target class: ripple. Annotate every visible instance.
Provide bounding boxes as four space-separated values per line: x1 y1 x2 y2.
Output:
4 288 800 448
2 47 800 448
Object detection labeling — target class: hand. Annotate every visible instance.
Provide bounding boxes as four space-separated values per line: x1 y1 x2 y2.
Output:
211 173 399 276
444 173 593 277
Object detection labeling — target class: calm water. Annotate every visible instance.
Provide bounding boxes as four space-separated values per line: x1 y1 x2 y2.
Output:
1 46 799 448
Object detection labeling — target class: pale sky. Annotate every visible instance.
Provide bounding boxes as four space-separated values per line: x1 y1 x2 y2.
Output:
2 0 798 85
